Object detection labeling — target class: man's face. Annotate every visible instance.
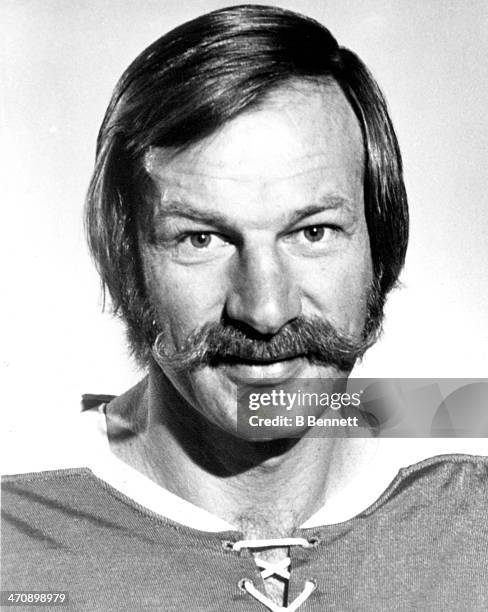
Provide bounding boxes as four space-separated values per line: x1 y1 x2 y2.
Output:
140 81 373 434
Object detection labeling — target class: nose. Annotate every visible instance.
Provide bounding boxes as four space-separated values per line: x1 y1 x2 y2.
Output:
225 244 301 335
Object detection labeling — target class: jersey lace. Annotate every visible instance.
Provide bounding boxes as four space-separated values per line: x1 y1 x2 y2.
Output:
232 537 317 611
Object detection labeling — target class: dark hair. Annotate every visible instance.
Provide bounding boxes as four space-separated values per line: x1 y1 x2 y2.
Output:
85 4 408 365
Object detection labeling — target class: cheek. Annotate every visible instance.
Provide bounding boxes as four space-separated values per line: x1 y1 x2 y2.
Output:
142 252 229 339
298 234 373 330
336 263 373 328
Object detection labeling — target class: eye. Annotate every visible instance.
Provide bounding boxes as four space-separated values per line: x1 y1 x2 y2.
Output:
189 232 213 248
175 231 233 260
283 223 341 253
303 226 326 242
181 232 230 250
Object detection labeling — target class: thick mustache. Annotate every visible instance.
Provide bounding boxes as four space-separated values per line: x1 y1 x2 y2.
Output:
152 316 376 372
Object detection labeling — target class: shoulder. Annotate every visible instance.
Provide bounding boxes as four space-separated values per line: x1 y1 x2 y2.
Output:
374 453 488 522
1 467 124 532
1 468 102 520
400 452 488 489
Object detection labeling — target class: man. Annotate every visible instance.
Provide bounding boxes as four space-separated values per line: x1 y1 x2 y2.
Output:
2 5 487 611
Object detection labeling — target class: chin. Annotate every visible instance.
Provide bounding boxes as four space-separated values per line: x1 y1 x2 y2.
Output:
176 361 352 440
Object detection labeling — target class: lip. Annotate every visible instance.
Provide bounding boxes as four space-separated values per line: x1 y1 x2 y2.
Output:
219 356 308 385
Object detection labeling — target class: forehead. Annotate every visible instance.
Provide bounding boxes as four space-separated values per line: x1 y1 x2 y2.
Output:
143 81 364 222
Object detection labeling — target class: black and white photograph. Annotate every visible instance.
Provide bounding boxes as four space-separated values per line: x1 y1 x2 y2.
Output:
2 1 488 610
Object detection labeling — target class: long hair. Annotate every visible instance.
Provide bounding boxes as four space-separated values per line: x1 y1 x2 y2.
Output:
85 4 408 365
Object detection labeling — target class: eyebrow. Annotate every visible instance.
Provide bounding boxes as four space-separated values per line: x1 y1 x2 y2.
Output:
287 197 351 226
153 195 352 230
154 202 234 228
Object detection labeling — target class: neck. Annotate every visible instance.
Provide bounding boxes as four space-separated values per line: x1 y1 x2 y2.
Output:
107 363 377 538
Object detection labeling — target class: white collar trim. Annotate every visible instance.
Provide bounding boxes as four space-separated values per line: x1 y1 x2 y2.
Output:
80 404 487 532
82 405 236 532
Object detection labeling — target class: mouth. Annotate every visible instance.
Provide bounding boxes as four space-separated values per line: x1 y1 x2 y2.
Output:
217 355 308 383
215 353 304 365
